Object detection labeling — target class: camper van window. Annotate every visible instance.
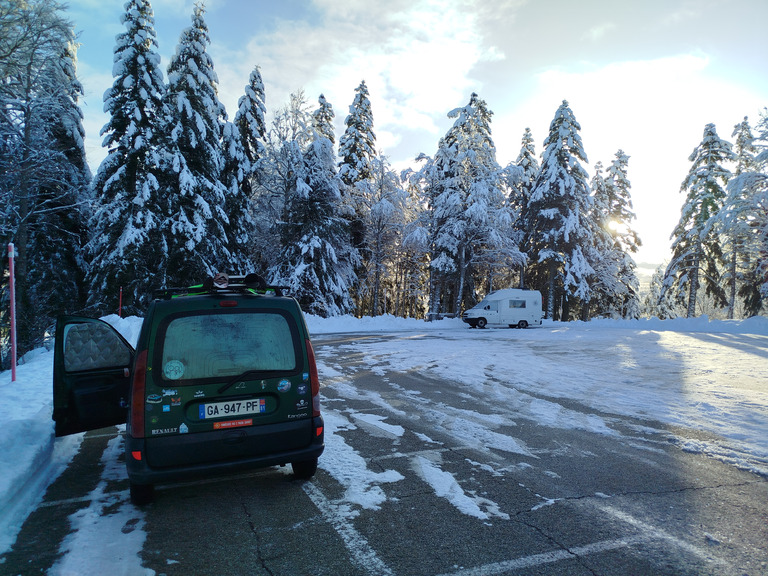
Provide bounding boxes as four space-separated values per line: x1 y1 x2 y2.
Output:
509 300 526 309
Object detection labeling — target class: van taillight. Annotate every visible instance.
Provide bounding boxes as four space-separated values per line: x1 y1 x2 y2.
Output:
306 339 321 417
130 349 148 439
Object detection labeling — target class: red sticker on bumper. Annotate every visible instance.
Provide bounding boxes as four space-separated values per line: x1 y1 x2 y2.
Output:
213 418 253 430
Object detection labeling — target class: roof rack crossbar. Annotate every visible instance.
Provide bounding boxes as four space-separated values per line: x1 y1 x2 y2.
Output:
153 274 288 300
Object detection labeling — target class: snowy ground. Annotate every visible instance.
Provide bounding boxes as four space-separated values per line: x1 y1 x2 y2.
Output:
1 313 767 572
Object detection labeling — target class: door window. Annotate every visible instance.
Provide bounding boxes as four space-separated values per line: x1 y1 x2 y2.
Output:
62 322 132 372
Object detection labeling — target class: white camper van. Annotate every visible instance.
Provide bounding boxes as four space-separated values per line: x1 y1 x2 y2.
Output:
462 288 544 329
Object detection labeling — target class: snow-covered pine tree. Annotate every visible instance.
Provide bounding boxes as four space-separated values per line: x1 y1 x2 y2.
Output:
402 151 445 316
0 0 91 351
717 117 760 317
253 90 313 272
588 153 641 318
642 265 684 319
512 127 539 288
313 94 336 145
220 120 256 272
86 0 169 315
512 127 539 213
363 155 409 315
163 3 234 282
395 178 429 318
719 110 768 312
603 150 641 317
429 93 523 314
587 162 621 318
234 65 267 185
662 123 734 318
749 110 768 304
526 100 595 320
338 80 376 186
269 119 357 317
338 80 377 312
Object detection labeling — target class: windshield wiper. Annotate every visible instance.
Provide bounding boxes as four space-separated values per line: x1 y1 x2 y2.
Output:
218 370 264 394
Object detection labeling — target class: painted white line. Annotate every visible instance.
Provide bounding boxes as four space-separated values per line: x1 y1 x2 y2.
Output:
303 482 393 576
596 503 728 566
434 537 643 576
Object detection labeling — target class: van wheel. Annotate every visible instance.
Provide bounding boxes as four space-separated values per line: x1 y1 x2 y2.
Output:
517 320 528 329
477 318 487 329
130 482 154 505
292 458 318 479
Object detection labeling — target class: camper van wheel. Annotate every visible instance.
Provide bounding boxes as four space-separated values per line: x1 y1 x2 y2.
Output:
517 320 528 329
477 318 487 329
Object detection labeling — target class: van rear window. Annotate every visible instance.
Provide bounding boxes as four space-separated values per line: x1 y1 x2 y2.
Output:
158 312 297 382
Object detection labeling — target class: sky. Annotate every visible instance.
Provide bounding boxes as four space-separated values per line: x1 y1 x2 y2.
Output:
65 0 767 269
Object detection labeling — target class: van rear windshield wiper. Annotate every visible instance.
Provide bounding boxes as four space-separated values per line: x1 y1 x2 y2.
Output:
218 370 264 394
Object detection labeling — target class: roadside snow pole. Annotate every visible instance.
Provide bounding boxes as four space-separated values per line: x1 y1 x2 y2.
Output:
8 243 17 382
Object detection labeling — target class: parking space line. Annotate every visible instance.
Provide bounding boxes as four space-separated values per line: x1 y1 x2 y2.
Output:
595 503 728 566
434 537 643 576
303 482 394 576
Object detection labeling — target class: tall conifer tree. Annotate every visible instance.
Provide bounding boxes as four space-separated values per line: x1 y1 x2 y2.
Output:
338 80 377 311
428 93 521 313
718 117 760 317
87 0 168 314
526 100 594 319
339 80 376 185
220 119 256 272
663 123 733 317
235 65 267 185
270 116 357 317
163 3 233 281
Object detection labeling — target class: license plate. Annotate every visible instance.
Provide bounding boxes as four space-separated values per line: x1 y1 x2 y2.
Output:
199 399 266 420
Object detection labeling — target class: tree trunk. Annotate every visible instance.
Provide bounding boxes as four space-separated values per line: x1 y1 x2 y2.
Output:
15 96 33 353
429 270 441 316
546 260 556 319
727 249 736 320
687 242 701 319
454 245 466 315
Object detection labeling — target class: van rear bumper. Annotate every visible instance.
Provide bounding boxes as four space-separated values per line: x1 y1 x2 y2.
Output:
125 416 324 485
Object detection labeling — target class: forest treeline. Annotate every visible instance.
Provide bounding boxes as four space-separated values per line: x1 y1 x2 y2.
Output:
2 0 767 357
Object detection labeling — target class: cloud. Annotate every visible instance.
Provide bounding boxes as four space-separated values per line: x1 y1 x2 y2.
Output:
582 22 616 42
490 53 765 265
210 0 503 152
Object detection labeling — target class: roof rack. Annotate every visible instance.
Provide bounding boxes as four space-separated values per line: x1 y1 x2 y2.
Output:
153 273 288 300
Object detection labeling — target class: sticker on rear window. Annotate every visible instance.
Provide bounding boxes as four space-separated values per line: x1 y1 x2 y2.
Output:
163 360 185 380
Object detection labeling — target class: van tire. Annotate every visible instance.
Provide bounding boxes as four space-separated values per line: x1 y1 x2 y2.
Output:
292 458 318 479
477 318 487 329
130 482 154 505
517 320 528 329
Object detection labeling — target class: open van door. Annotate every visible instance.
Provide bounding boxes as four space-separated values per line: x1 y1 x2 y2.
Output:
53 316 135 437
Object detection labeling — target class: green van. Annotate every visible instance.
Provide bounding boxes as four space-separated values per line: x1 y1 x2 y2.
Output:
52 275 325 504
